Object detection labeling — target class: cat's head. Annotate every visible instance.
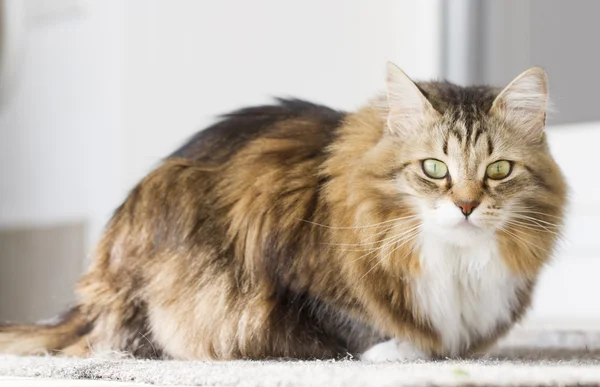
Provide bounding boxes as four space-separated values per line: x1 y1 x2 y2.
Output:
382 63 566 248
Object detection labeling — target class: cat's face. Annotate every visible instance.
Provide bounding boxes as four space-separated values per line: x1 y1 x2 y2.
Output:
385 64 564 247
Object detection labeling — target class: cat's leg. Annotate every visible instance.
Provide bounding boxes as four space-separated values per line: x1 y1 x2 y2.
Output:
360 339 426 362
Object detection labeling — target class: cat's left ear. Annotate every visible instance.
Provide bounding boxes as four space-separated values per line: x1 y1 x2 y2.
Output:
490 67 549 140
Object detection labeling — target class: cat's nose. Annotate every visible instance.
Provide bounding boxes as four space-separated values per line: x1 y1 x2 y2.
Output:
455 201 480 217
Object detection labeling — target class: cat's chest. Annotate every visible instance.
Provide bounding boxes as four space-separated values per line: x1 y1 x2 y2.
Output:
411 237 524 355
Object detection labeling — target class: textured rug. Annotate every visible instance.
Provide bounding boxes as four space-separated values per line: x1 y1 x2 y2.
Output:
1 329 600 387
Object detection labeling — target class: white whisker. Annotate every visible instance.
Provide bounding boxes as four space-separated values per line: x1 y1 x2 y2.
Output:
508 216 560 236
502 219 561 237
509 207 563 220
349 224 422 262
297 215 418 230
498 225 550 255
359 227 421 280
326 223 420 248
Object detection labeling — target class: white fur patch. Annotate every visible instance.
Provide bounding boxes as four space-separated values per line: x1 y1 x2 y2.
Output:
360 339 425 362
360 199 524 360
411 229 523 356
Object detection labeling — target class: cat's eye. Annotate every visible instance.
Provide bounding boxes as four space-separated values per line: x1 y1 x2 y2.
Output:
422 159 448 179
486 160 512 180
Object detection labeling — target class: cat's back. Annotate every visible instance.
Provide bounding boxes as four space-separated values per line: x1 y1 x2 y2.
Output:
169 98 346 164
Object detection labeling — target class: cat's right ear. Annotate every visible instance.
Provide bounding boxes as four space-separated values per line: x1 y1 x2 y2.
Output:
385 62 438 135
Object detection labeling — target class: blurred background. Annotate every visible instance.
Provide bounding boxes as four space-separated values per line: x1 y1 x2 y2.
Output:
0 0 598 330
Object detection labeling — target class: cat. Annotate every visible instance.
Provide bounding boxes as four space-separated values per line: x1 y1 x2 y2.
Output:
0 62 566 361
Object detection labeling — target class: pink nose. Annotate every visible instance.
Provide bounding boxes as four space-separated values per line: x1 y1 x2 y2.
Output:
455 201 479 217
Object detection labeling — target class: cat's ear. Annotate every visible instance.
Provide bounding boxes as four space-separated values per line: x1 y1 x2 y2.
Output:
490 67 549 140
385 62 438 135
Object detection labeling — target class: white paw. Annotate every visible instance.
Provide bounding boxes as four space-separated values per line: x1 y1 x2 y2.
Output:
360 339 426 362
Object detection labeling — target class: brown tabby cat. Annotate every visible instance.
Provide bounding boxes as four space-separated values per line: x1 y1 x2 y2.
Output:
0 63 566 361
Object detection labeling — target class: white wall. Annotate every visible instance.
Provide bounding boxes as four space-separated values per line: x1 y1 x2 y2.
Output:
525 123 600 329
119 0 442 199
0 0 125 248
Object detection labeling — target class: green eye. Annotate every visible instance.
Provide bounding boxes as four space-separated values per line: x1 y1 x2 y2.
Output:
422 159 448 179
486 160 512 180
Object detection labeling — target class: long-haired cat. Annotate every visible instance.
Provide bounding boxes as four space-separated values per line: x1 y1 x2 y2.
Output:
0 63 566 361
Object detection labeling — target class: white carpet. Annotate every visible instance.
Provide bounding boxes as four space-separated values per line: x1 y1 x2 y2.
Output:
1 329 600 387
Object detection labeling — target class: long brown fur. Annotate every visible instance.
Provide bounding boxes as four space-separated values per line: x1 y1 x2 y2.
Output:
0 66 566 360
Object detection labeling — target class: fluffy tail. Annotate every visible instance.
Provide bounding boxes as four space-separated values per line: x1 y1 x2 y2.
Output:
0 306 92 356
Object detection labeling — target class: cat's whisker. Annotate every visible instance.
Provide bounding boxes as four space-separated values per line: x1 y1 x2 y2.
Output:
342 237 400 261
478 213 560 232
360 238 418 280
360 224 407 240
509 213 560 227
359 229 421 280
510 211 560 225
502 219 562 236
381 229 421 262
488 208 561 234
353 227 422 265
325 223 420 248
328 229 402 247
361 225 422 263
506 219 571 246
509 207 563 219
497 225 550 255
297 215 418 230
497 226 532 250
348 225 423 262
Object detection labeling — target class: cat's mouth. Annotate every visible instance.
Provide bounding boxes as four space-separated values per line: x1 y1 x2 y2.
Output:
451 218 493 235
451 219 485 234
456 219 477 228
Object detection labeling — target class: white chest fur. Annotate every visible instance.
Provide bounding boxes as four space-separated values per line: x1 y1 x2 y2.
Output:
412 234 524 356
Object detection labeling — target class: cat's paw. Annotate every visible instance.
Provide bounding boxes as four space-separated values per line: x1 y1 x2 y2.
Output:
360 339 426 362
